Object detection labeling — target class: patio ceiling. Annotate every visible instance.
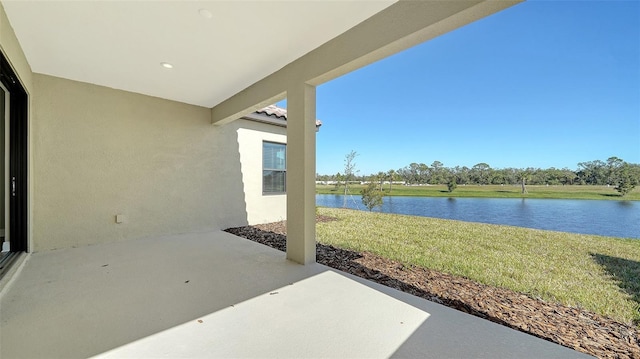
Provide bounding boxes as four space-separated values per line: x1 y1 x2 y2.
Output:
1 1 395 108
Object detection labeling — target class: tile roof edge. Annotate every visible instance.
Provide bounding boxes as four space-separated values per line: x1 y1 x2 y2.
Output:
246 105 322 128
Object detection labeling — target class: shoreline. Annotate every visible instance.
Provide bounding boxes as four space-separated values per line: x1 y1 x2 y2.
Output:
316 184 640 201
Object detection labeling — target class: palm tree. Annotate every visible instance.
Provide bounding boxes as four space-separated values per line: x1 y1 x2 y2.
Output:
387 169 396 193
377 171 386 191
520 171 530 194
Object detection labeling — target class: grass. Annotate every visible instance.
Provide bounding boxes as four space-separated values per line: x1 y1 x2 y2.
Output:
316 184 640 201
316 207 640 326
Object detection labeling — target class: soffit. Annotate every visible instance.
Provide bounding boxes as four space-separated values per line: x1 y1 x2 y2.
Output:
2 1 395 108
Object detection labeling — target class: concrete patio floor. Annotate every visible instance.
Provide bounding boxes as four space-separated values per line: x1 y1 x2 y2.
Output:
0 231 591 358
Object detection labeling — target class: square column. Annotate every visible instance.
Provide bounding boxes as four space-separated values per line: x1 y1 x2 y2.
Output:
286 82 316 264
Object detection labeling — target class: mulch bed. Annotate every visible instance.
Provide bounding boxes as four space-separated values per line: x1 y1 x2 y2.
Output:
225 216 640 359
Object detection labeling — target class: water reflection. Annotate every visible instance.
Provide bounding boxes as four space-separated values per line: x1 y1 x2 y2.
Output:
617 201 634 208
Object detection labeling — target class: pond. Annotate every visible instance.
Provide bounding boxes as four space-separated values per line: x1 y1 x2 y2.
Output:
316 194 640 239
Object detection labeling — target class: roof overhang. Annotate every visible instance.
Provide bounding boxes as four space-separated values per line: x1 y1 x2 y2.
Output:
210 0 521 125
242 113 288 128
1 0 521 122
242 105 322 132
1 1 396 108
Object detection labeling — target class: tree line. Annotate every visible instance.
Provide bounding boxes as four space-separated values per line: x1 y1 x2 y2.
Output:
317 156 640 197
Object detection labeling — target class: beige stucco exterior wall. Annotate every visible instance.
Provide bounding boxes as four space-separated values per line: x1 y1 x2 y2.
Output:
0 4 32 94
32 74 250 251
0 4 289 253
234 119 287 224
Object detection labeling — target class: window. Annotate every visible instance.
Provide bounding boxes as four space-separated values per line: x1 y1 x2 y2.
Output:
263 141 286 193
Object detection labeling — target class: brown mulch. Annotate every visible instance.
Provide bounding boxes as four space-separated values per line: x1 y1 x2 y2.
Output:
225 217 640 359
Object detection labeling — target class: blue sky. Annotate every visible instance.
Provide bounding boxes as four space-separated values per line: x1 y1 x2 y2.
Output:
283 0 640 176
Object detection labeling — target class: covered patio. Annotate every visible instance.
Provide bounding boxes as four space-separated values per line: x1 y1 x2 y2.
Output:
0 1 594 357
1 231 590 358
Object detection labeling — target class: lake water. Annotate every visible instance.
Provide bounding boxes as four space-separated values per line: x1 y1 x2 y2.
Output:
316 194 640 239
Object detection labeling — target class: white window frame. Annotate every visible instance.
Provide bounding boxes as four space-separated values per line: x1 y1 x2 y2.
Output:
262 141 286 194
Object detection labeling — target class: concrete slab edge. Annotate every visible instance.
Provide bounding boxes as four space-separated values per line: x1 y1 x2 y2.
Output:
0 252 29 298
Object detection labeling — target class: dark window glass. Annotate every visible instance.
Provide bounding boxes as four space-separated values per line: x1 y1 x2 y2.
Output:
263 142 286 193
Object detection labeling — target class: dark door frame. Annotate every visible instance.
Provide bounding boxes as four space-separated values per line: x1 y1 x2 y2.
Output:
0 51 28 253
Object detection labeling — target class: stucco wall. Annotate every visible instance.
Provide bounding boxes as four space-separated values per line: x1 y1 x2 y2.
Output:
0 3 32 94
0 5 285 251
32 74 249 251
235 119 287 224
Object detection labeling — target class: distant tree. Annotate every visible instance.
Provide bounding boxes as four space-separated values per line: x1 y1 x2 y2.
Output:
545 168 564 185
520 172 529 194
560 168 577 185
615 163 638 197
471 163 492 185
334 172 344 191
453 166 470 185
631 163 640 183
342 151 359 207
519 170 530 194
316 156 638 190
430 161 445 184
447 178 457 193
361 182 383 211
377 171 386 191
606 156 624 186
490 169 507 185
387 169 396 193
535 168 549 185
396 166 410 185
399 163 421 184
417 163 429 184
577 160 607 185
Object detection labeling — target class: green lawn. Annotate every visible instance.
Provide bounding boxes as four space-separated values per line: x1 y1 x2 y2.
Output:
316 184 640 201
316 207 640 326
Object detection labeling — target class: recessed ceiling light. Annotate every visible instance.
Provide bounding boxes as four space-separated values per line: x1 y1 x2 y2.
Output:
199 9 213 19
160 62 173 69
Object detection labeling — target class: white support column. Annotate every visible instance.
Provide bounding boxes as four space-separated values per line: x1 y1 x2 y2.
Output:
286 82 316 265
